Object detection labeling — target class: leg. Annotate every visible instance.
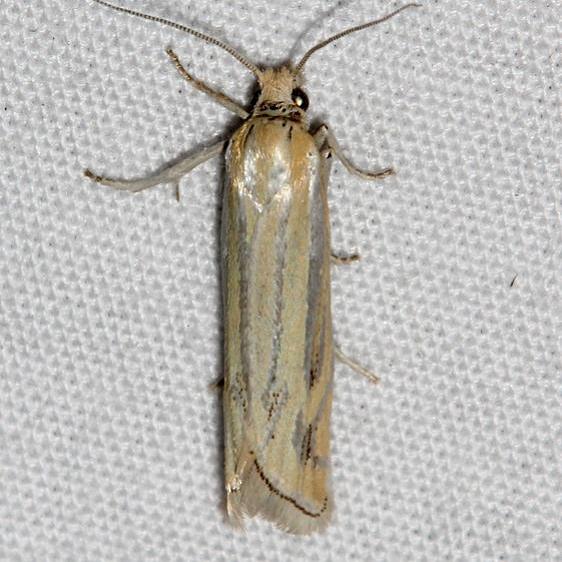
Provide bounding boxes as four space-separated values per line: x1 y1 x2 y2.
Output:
313 124 395 181
334 346 379 384
331 252 360 265
166 48 249 119
84 139 225 193
208 377 224 392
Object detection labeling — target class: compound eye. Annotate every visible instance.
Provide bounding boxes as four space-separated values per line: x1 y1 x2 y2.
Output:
291 88 309 111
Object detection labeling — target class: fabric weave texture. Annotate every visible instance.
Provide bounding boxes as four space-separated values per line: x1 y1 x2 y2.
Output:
0 1 559 560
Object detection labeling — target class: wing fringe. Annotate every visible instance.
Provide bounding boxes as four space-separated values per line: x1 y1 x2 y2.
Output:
226 450 332 535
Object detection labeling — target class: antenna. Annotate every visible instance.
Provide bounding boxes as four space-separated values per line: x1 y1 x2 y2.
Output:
89 0 261 77
296 3 421 72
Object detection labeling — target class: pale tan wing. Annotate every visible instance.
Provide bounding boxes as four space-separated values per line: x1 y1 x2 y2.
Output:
222 118 334 534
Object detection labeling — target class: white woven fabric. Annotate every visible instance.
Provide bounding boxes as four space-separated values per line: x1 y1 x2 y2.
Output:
1 0 559 560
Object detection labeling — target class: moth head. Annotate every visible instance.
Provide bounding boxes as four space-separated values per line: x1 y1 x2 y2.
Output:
253 67 309 112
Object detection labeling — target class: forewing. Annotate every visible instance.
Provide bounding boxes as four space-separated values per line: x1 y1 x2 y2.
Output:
222 118 334 533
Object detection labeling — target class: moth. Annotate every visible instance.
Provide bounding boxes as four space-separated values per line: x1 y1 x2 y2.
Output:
85 0 419 534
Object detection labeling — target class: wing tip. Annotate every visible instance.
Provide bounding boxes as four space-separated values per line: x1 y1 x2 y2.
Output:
225 459 333 535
